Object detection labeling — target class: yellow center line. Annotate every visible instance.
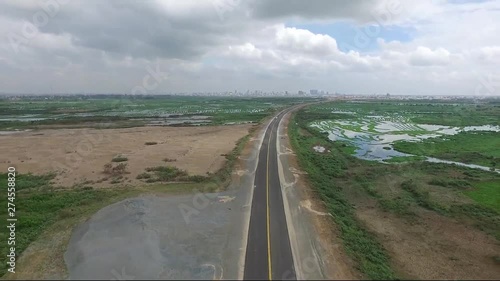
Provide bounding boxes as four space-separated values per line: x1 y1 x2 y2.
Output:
266 118 275 281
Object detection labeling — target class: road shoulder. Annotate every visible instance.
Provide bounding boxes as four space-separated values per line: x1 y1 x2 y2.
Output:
277 109 362 280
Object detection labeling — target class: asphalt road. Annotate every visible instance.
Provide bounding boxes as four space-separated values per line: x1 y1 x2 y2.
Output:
244 110 296 280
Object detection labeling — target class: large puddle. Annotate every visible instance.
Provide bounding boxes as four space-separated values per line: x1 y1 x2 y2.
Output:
310 117 500 173
64 192 241 280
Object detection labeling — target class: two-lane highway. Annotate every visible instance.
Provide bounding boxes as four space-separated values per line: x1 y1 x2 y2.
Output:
244 110 296 280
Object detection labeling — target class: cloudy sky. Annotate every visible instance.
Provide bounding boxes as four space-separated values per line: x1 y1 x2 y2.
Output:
0 0 499 95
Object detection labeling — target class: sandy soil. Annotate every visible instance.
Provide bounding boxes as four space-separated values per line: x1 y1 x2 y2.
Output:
0 125 252 187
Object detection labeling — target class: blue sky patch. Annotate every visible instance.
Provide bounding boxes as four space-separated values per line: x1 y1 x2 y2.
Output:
289 21 415 53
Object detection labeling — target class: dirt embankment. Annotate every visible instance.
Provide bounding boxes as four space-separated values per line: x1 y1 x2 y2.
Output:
0 125 252 187
280 111 362 280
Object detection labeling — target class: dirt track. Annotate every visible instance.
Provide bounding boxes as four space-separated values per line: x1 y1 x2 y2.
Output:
0 125 252 187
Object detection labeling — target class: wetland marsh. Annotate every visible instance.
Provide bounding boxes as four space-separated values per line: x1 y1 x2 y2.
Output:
290 99 500 279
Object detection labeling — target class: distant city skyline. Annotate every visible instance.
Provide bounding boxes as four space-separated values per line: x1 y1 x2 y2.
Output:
2 91 498 99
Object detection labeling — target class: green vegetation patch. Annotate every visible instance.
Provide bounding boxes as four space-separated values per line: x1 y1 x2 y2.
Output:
144 166 189 182
0 173 131 277
465 181 500 212
428 178 472 189
111 155 128 162
14 173 56 190
393 131 500 168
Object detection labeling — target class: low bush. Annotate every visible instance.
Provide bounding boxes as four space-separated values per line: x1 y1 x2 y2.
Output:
111 156 128 162
136 172 151 179
103 163 128 176
145 166 188 182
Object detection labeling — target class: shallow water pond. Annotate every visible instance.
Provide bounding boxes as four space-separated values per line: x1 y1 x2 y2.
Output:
310 117 500 172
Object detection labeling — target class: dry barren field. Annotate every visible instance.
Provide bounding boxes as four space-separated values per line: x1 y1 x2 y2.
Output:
0 125 252 188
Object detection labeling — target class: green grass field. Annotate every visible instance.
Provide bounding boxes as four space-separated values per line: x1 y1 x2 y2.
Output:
393 131 500 167
465 181 500 212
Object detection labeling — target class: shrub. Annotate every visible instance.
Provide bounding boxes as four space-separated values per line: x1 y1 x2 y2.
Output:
145 141 158 145
103 163 113 174
111 156 128 162
110 178 121 184
113 163 127 174
185 175 208 183
103 163 128 176
144 166 187 182
428 179 448 187
428 178 471 188
136 172 151 179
